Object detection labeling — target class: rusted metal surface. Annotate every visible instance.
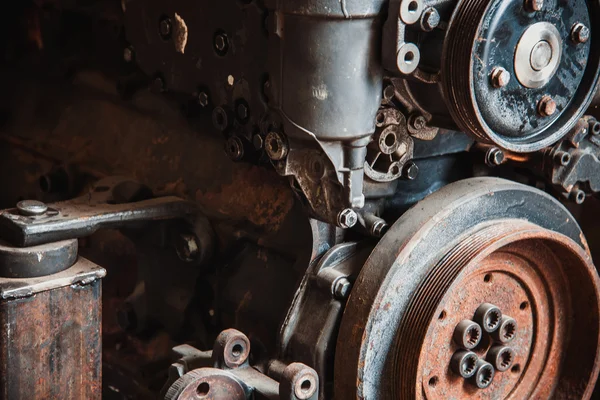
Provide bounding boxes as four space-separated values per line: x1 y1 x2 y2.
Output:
0 258 105 399
165 368 248 400
335 178 600 399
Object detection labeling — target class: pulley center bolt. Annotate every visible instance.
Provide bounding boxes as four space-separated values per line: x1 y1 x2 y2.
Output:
490 67 511 88
450 350 479 378
491 316 518 344
474 303 503 333
470 360 495 389
16 200 48 216
487 346 516 372
530 41 552 71
453 320 483 349
571 23 590 44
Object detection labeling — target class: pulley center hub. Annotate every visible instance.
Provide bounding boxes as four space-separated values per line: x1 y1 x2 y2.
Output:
530 40 552 71
515 22 562 89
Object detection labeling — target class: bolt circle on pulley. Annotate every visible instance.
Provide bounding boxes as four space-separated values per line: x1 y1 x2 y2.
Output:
335 178 600 399
442 0 599 152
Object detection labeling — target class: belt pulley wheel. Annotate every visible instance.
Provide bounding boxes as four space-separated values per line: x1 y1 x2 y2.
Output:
442 0 599 152
335 178 600 399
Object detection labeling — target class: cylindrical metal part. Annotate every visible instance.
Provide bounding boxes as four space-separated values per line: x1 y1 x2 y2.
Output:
453 320 482 349
474 303 503 333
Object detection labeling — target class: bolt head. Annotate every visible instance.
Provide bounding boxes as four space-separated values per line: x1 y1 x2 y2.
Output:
421 7 440 31
411 115 427 130
538 96 557 117
16 200 48 216
524 0 543 12
337 209 358 229
198 92 209 107
490 67 511 88
402 161 419 180
215 34 228 52
571 23 590 44
486 148 505 166
123 47 133 63
334 278 352 300
252 134 264 150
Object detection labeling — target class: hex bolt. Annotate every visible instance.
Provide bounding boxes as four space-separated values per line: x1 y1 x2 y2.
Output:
554 151 571 167
123 47 134 63
490 67 511 88
198 92 209 107
214 34 229 53
16 200 48 216
486 148 505 166
453 320 483 350
410 114 428 130
420 7 440 31
474 303 503 333
333 277 352 300
225 137 245 161
337 209 358 229
487 346 516 372
402 161 419 180
450 350 479 379
265 131 289 161
159 17 172 39
538 96 557 117
469 360 495 389
524 0 543 12
571 23 590 44
174 233 200 262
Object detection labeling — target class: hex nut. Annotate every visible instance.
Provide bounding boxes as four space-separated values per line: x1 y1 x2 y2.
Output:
469 360 495 389
450 350 479 378
453 320 483 350
198 92 209 107
334 278 352 300
474 303 503 333
487 345 515 372
421 7 440 31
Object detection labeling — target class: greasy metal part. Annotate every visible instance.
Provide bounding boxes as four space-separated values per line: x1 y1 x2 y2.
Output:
335 178 600 399
279 363 318 400
0 257 105 399
336 209 358 229
16 200 48 216
213 329 251 370
165 368 249 400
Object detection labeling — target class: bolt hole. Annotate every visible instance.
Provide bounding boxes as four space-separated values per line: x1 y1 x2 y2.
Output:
408 1 419 13
196 382 210 397
390 165 400 175
520 301 529 310
484 274 493 283
384 133 396 147
232 343 243 358
404 51 415 64
486 311 500 330
500 350 513 369
438 310 447 320
511 364 521 374
376 113 385 124
561 153 571 165
428 376 439 387
466 326 480 346
300 379 312 394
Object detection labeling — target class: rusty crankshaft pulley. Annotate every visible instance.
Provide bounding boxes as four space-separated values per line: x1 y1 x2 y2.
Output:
335 177 600 399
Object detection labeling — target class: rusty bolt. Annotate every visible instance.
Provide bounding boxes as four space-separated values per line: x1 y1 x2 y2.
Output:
451 350 479 379
571 23 590 44
17 200 48 216
214 34 229 53
225 137 245 161
337 209 358 229
410 114 428 130
265 131 289 161
421 7 440 31
554 151 571 166
123 47 134 63
159 17 171 39
486 148 505 166
490 67 511 88
175 233 200 262
453 320 483 350
524 0 543 12
491 316 518 343
334 277 352 300
538 96 557 117
474 303 502 333
402 161 419 180
469 360 495 389
487 346 515 372
198 92 209 107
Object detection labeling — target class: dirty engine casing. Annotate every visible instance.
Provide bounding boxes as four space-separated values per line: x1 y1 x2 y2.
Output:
1 0 600 399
